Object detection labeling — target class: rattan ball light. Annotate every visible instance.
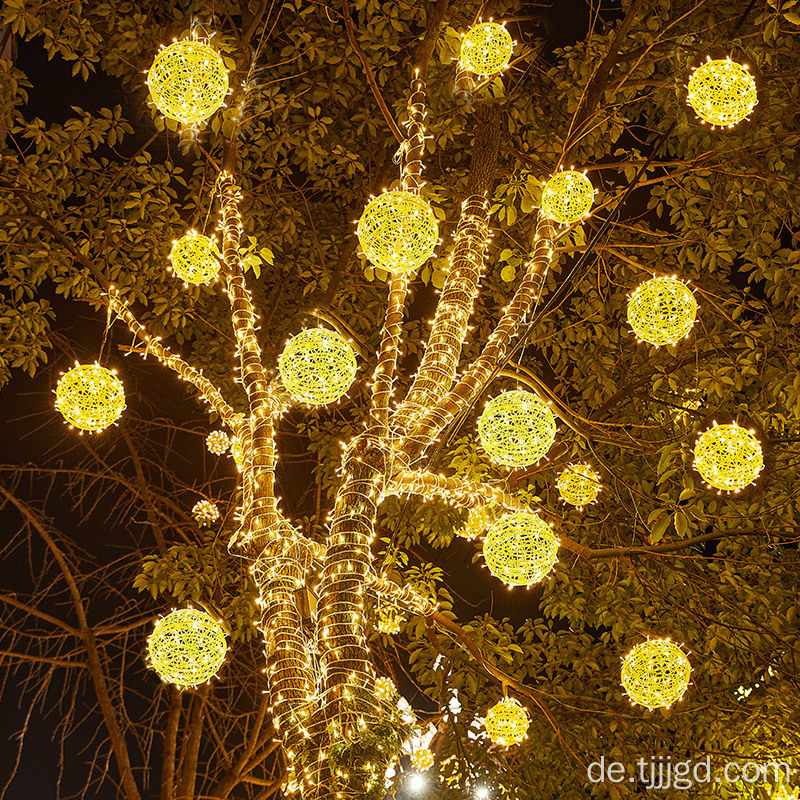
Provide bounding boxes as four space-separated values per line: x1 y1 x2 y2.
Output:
694 422 763 492
192 500 220 526
478 390 556 467
206 430 230 455
168 231 221 285
148 608 228 688
621 639 691 710
147 39 229 124
541 170 594 225
410 748 435 771
279 328 358 405
483 512 558 587
374 676 396 702
357 190 438 274
557 463 601 508
56 363 126 432
484 697 529 746
460 22 514 77
627 276 697 347
687 57 757 128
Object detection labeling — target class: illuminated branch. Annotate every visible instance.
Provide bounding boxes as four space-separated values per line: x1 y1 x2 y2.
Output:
369 574 437 617
401 74 427 193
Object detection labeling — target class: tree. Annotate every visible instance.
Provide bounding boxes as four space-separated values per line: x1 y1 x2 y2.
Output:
2 0 800 799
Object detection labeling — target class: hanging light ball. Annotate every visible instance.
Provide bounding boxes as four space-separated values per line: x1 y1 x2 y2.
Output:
627 276 697 347
410 748 435 771
687 57 757 128
147 39 229 124
148 608 228 687
460 22 514 77
541 170 594 225
374 676 396 702
279 328 358 405
557 463 601 508
478 390 556 467
206 430 230 455
621 639 691 710
192 500 220 526
168 231 221 285
377 606 403 634
357 190 438 274
456 504 496 540
55 363 126 433
484 697 529 746
694 422 763 492
483 512 558 587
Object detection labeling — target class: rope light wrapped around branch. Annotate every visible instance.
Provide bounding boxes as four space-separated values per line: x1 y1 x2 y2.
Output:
687 57 757 128
55 363 126 433
460 21 514 77
482 511 558 587
693 422 763 492
621 638 691 710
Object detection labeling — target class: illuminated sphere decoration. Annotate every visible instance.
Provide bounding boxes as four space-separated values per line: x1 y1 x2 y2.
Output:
192 500 220 526
147 39 229 124
627 276 697 347
374 676 396 702
694 422 763 492
621 639 691 710
483 512 558 587
148 608 228 688
410 748 435 771
541 170 594 225
557 463 601 508
484 697 529 746
279 328 358 405
55 363 126 432
456 504 495 540
478 390 556 467
460 22 514 77
357 190 438 274
687 57 757 128
377 606 403 635
168 231 221 285
206 430 230 455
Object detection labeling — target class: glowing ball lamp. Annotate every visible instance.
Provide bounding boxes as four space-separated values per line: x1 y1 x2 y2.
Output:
694 422 763 492
410 748 435 771
483 512 558 587
168 231 221 285
557 463 601 508
460 22 514 77
687 57 757 128
621 639 691 710
374 676 396 702
192 500 220 526
56 363 125 432
541 170 594 225
206 430 230 455
484 697 529 746
627 276 697 347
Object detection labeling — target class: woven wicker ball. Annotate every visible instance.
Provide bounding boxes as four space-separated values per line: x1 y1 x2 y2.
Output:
56 363 125 432
627 276 697 346
377 606 403 634
478 390 556 467
541 170 594 225
621 639 691 710
694 422 763 492
168 231 221 285
484 697 529 746
687 57 757 128
148 608 228 687
410 748 435 771
279 328 358 405
147 39 229 124
374 676 396 702
460 22 514 77
456 504 495 540
483 512 558 587
557 463 601 508
192 500 220 526
357 190 438 274
206 430 230 455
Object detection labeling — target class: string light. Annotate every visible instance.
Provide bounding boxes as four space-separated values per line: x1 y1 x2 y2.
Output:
627 276 697 347
483 512 558 587
621 639 691 710
206 429 231 455
484 697 529 746
410 748 435 771
278 328 358 405
687 57 757 128
377 606 404 634
459 22 514 77
375 677 396 702
168 230 221 285
540 170 594 225
478 390 556 467
357 190 438 274
556 463 601 508
192 499 220 526
55 362 125 432
148 608 228 688
147 39 229 124
456 504 496 539
693 422 763 492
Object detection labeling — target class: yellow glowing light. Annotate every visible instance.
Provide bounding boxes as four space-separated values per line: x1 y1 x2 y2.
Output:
374 676 396 702
377 606 403 634
206 430 230 455
147 39 229 124
230 437 244 470
478 390 556 467
148 608 228 687
410 748 435 771
55 363 125 432
357 190 438 274
694 422 763 492
460 22 514 77
484 697 529 746
168 231 221 285
687 57 757 128
192 499 220 526
541 170 594 225
627 276 697 347
483 512 558 587
456 504 495 540
279 328 358 405
557 463 601 508
621 639 691 710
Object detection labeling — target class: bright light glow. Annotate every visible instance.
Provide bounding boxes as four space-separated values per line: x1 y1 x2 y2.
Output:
475 787 490 799
621 638 691 710
687 57 757 128
55 362 125 432
627 276 697 347
168 230 221 285
483 512 558 587
407 773 427 793
694 422 763 492
460 22 513 77
541 170 593 224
